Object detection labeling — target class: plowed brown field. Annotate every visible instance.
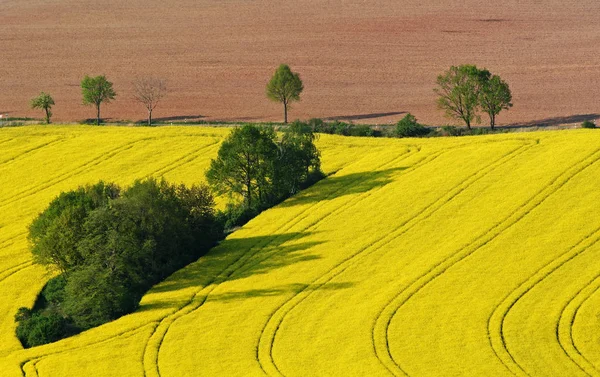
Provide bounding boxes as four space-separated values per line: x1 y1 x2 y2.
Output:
1 0 599 125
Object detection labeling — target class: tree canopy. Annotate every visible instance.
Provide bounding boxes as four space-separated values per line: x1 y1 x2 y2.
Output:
206 124 322 226
435 65 512 129
18 179 222 347
30 92 55 124
266 64 304 124
81 75 116 125
477 71 513 129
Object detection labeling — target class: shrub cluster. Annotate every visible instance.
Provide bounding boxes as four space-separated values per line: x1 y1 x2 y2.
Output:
582 120 596 129
304 118 380 137
395 114 431 137
17 179 222 347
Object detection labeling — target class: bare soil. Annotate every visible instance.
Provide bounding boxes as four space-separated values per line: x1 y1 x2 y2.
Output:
1 0 599 125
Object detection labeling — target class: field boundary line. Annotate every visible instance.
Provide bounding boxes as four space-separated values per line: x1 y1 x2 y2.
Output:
373 147 600 377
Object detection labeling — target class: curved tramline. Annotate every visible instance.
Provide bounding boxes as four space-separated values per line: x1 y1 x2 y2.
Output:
1 126 600 376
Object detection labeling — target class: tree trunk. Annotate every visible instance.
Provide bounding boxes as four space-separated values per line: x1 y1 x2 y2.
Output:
45 108 50 124
284 101 288 124
148 109 152 126
96 104 101 126
490 113 495 130
465 118 471 130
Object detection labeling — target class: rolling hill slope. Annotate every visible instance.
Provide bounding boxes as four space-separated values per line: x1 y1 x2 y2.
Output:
1 126 600 376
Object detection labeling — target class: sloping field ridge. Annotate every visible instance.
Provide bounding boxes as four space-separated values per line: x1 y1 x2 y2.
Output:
1 126 600 376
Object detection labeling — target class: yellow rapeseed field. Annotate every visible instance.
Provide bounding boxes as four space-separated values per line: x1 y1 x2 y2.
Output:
1 125 600 376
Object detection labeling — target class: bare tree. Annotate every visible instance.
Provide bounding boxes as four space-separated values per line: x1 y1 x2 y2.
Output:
133 77 167 126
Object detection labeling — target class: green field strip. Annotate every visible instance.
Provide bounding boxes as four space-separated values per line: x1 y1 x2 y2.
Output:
256 142 529 376
145 147 420 377
375 147 600 377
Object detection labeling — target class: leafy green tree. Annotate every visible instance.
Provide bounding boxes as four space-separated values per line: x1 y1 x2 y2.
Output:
30 92 55 124
28 182 120 273
81 75 117 125
477 72 512 130
276 121 322 195
20 178 222 345
435 65 482 129
266 64 304 124
206 125 279 207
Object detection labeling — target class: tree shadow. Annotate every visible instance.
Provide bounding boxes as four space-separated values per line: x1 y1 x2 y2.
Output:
504 114 600 128
279 167 406 208
138 231 337 312
323 111 406 122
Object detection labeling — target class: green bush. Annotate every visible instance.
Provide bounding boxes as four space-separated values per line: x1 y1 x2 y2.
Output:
395 114 430 137
15 310 68 348
18 178 223 347
582 120 596 129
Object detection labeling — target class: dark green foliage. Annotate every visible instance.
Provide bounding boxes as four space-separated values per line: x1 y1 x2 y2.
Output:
435 65 512 130
206 125 279 207
266 64 304 123
305 118 376 137
276 121 322 196
28 181 120 273
435 65 482 129
63 267 137 328
217 202 263 230
207 123 323 229
15 309 68 348
18 179 222 347
81 75 117 126
477 72 512 130
582 120 596 129
30 92 55 124
395 114 430 137
439 125 463 136
39 276 67 306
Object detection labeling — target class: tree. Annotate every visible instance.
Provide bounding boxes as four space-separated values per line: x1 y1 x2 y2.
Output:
276 121 322 195
477 72 512 130
206 125 279 207
81 75 116 125
133 77 167 126
30 92 55 124
20 178 222 346
435 65 482 129
28 182 120 273
266 64 304 124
